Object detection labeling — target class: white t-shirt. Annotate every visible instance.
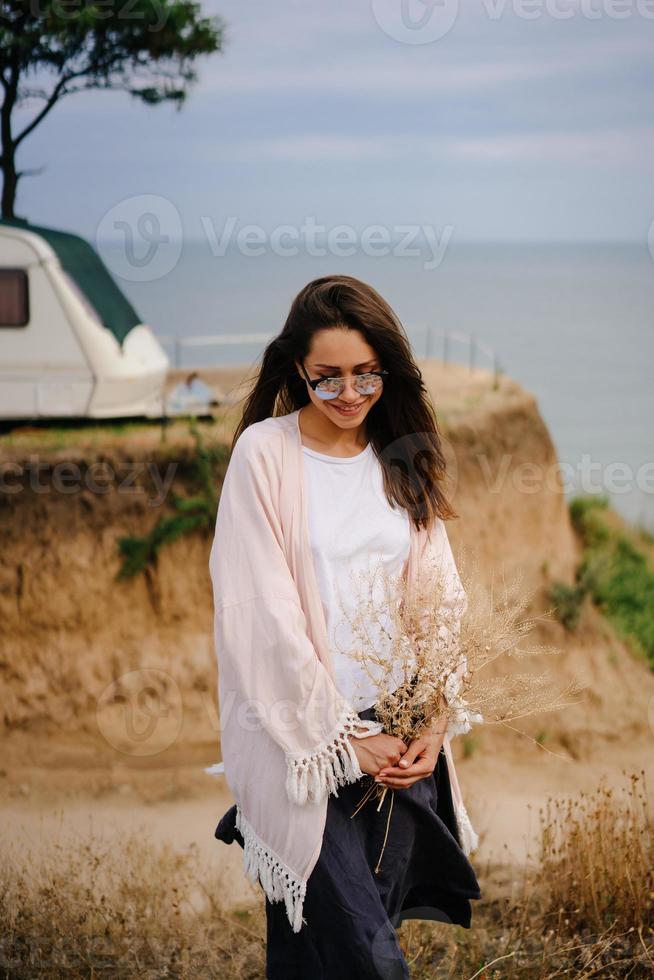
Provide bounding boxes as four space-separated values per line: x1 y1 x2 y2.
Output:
302 439 411 712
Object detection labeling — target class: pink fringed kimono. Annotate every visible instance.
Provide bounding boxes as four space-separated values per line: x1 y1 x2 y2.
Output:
205 407 481 931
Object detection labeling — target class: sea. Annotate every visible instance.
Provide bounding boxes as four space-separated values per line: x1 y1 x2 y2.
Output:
106 240 654 533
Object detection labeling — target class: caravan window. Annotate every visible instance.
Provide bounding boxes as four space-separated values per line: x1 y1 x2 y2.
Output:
0 268 29 327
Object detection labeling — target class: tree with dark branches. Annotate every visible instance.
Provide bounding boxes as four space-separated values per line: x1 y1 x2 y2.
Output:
0 0 225 218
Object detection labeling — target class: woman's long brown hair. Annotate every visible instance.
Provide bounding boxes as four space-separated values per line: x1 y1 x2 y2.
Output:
230 274 459 531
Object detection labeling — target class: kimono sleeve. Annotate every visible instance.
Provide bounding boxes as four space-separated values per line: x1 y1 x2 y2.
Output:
204 424 381 806
421 518 483 740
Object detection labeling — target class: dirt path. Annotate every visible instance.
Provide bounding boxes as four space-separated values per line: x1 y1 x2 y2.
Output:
3 728 652 908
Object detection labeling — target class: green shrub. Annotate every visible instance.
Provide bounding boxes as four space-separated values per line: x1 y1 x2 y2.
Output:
564 498 654 669
549 581 586 631
589 535 654 665
115 421 227 579
569 494 611 548
569 493 609 535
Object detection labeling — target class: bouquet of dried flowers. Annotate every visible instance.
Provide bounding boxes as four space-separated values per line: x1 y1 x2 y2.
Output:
335 540 584 868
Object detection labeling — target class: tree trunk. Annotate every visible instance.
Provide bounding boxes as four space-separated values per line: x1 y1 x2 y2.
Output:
1 149 18 220
1 67 19 220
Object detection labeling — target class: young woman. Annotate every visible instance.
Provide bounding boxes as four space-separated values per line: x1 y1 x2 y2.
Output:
205 274 482 979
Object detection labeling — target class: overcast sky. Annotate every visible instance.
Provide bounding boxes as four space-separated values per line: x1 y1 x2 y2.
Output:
15 0 654 243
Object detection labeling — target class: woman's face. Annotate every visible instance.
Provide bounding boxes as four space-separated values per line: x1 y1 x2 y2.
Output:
295 327 384 428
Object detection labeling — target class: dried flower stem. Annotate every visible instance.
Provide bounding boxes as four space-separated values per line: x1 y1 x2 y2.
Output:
336 542 582 750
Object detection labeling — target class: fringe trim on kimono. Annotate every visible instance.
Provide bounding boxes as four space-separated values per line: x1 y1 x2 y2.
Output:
285 708 382 806
453 797 480 854
234 806 308 933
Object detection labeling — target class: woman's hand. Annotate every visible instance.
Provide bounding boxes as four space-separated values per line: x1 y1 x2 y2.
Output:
374 731 445 789
349 733 408 777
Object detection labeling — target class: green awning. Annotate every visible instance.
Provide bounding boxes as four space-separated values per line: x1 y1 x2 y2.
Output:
0 217 142 346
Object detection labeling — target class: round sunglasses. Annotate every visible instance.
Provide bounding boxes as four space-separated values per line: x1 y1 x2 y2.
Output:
299 361 389 400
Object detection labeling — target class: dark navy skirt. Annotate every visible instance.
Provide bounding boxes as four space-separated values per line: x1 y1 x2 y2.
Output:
215 711 482 980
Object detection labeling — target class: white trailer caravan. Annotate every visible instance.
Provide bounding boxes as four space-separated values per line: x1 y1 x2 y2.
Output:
0 218 169 419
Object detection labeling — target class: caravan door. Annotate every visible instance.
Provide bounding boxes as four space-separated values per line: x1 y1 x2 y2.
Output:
0 232 93 418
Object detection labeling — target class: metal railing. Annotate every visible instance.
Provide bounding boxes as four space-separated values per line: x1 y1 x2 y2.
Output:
424 328 500 381
157 328 500 383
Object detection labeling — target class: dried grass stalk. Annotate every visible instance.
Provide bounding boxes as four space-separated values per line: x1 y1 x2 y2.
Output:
336 542 584 746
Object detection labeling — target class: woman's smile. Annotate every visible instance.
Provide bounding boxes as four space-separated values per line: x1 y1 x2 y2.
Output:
330 401 365 416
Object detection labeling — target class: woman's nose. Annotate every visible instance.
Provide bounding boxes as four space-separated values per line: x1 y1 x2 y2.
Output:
339 378 361 399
